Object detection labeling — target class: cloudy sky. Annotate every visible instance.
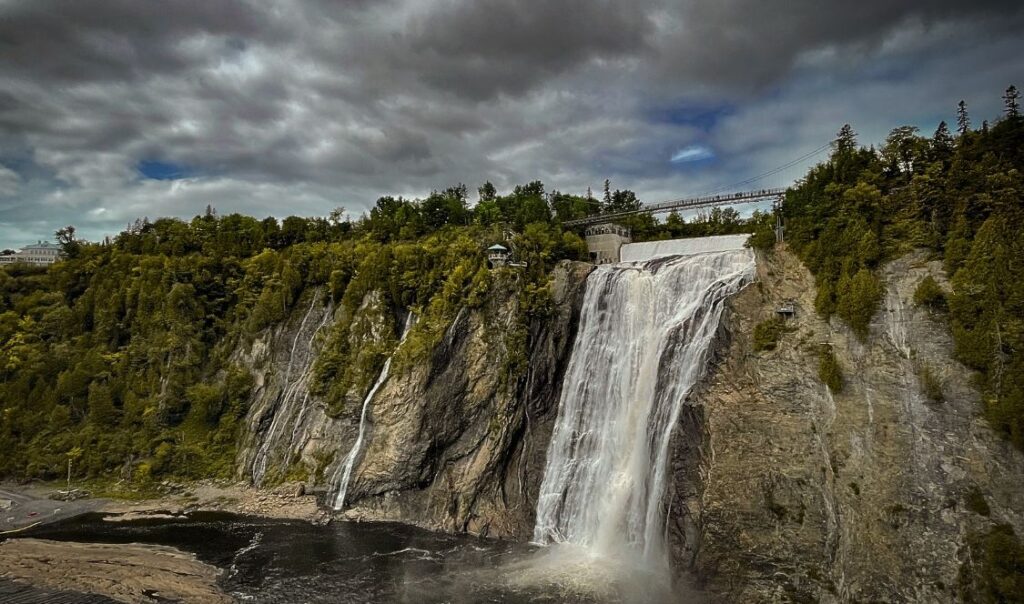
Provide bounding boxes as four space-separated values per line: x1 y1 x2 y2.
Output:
1 0 1022 246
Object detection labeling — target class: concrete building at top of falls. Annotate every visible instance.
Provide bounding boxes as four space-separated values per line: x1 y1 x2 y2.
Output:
584 223 631 264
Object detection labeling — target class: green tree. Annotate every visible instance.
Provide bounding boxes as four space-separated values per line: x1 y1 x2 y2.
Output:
835 124 857 154
957 100 971 135
818 345 844 393
87 382 117 427
1005 85 1020 118
836 268 882 340
55 225 82 258
478 181 497 202
913 276 947 310
882 126 925 175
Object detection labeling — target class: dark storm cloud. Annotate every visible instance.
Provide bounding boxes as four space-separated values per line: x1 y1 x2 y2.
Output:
648 0 1024 93
0 0 1021 246
0 1 273 83
400 0 653 99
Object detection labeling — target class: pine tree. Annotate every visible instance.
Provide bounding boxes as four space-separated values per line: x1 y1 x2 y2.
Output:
934 121 953 146
602 179 611 209
835 124 857 154
957 100 971 135
1004 85 1020 118
87 382 118 427
932 121 954 160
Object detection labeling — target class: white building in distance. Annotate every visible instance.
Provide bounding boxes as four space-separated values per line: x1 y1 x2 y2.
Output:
0 241 64 266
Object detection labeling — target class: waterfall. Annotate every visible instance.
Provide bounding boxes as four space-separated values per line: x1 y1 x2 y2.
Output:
329 313 416 511
250 290 333 486
533 249 754 568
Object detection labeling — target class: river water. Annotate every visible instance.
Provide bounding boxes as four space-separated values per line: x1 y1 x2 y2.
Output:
16 512 680 603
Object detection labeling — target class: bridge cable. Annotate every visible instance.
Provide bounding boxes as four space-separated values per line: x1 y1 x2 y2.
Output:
700 141 832 196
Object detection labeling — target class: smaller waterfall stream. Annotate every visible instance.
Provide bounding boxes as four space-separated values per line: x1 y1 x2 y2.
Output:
329 313 415 511
251 290 333 485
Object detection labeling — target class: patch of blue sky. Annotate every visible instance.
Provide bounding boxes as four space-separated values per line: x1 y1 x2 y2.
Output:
137 160 196 181
648 103 733 131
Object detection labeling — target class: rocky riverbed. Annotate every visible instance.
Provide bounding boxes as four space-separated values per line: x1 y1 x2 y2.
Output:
0 538 232 604
99 481 322 523
0 481 322 602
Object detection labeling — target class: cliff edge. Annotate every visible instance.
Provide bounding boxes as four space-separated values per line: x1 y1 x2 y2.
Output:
672 246 1024 602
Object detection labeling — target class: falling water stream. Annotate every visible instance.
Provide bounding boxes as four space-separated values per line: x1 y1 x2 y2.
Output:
533 249 755 570
251 290 334 486
329 313 416 511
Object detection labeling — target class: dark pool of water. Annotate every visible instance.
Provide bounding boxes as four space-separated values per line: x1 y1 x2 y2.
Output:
16 512 639 603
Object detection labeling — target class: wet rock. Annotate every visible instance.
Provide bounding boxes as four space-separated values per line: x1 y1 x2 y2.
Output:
0 538 232 604
235 261 592 540
671 247 1024 602
338 260 593 538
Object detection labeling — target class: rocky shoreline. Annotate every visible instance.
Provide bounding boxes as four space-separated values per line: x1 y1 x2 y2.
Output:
2 480 324 532
98 480 324 523
0 538 232 604
0 481 323 603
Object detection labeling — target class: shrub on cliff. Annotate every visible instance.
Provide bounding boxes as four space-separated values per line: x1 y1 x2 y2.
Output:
918 364 945 404
835 268 883 341
818 345 844 393
753 317 787 351
958 524 1024 602
913 276 947 311
746 211 777 252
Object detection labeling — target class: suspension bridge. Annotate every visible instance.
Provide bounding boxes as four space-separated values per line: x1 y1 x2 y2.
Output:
562 187 786 228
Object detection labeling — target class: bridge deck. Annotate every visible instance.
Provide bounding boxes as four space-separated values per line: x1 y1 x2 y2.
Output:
564 188 785 227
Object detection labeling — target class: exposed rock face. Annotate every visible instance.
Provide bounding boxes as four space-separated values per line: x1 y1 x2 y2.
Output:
236 243 1024 601
237 260 592 539
342 261 592 538
670 247 1024 602
0 538 232 604
235 288 338 486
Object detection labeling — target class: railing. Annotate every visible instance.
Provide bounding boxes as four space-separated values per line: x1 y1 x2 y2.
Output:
564 188 786 228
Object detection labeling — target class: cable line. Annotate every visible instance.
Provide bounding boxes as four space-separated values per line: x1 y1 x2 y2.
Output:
701 141 832 195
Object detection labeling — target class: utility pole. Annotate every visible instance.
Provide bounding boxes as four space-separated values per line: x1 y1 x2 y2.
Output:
66 447 82 493
774 197 785 243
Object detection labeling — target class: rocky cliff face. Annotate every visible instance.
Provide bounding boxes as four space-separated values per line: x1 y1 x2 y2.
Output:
670 247 1024 602
234 244 1024 602
236 261 592 540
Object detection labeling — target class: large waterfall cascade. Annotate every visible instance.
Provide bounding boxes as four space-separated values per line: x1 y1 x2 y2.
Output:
533 248 755 568
329 313 416 511
251 289 334 485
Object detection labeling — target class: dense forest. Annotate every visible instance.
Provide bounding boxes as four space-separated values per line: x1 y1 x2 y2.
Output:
778 87 1024 456
0 177 760 487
